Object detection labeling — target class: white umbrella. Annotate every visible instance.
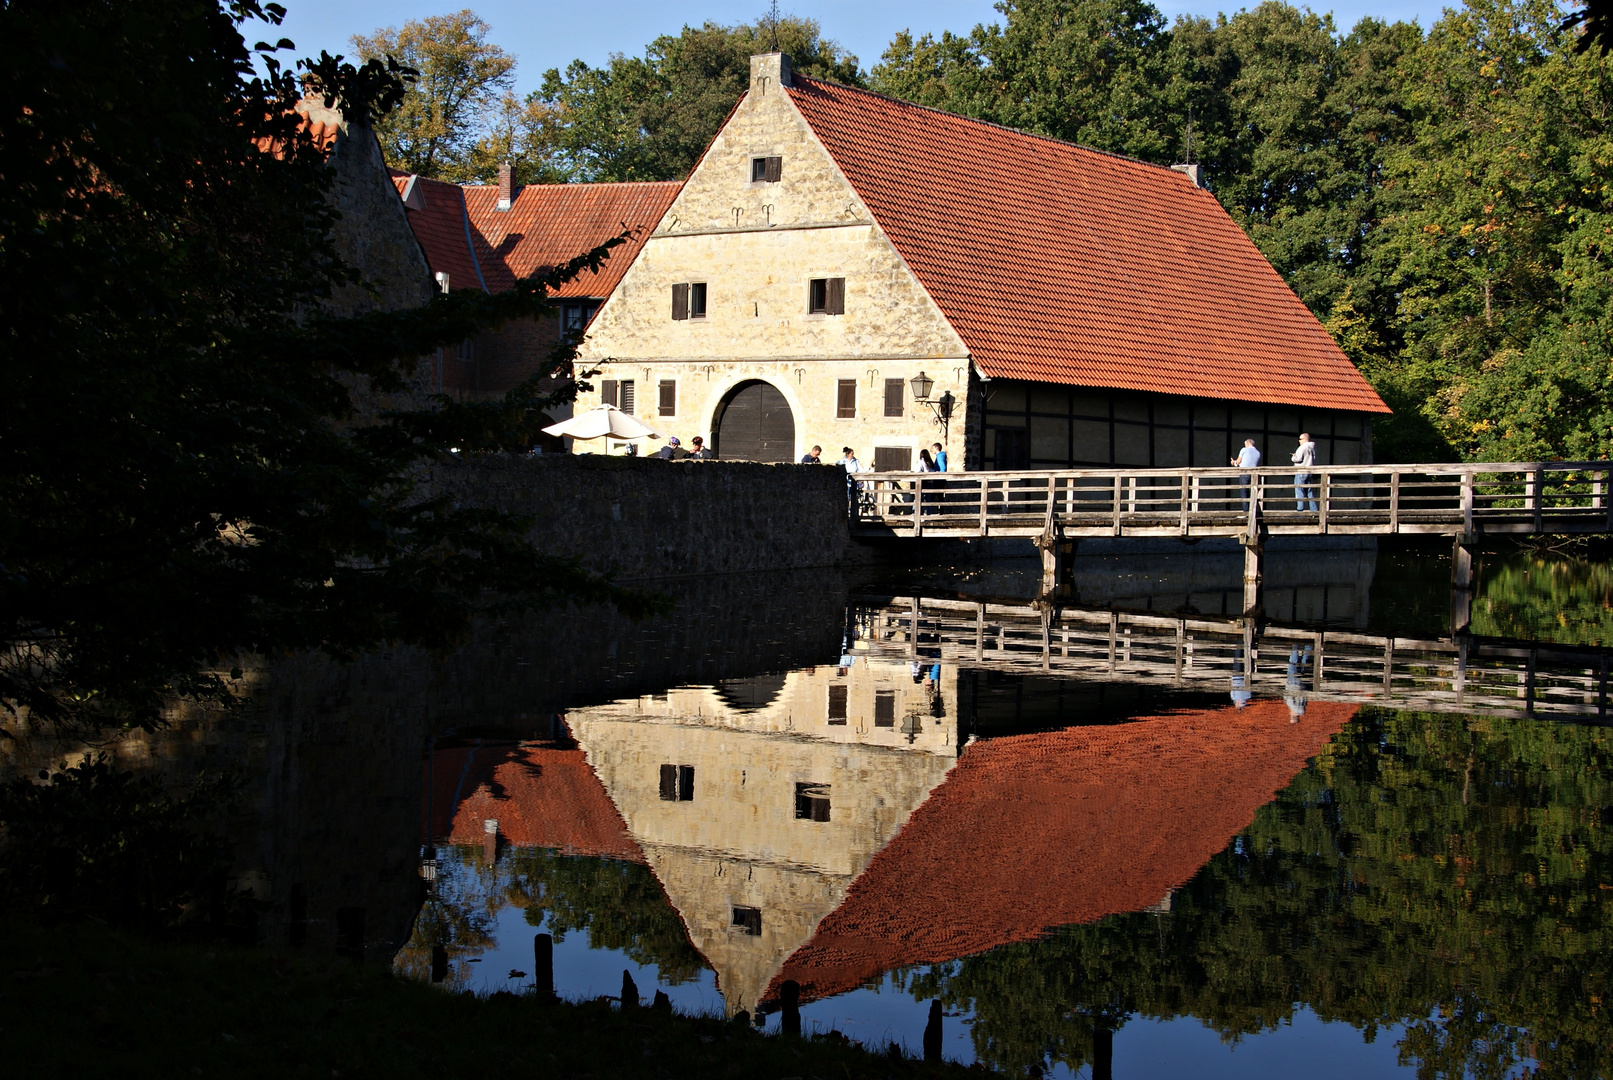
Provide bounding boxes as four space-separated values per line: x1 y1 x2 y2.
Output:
541 403 665 442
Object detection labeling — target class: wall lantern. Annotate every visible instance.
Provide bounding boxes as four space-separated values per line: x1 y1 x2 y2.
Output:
910 371 956 445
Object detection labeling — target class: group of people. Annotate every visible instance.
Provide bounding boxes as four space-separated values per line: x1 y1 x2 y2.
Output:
651 435 715 460
813 443 948 473
1231 433 1319 511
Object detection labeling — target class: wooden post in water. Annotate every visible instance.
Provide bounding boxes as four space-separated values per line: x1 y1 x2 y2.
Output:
780 980 802 1038
431 944 448 983
1451 534 1475 634
923 1000 943 1062
335 906 364 962
1092 1024 1114 1080
533 933 554 998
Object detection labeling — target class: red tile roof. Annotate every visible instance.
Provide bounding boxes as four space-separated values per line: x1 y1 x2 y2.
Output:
787 77 1389 414
389 172 487 294
429 741 644 862
389 173 678 300
767 699 1359 1005
464 182 682 298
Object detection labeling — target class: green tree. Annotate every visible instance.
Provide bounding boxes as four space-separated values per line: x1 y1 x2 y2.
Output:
352 9 515 180
0 0 633 735
537 17 864 182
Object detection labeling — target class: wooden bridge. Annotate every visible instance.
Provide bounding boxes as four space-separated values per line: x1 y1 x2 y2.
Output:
856 595 1613 724
851 461 1613 540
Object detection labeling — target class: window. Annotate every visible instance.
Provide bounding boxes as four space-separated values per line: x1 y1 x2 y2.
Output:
561 300 600 335
809 277 845 315
827 684 847 724
874 690 896 727
603 379 636 414
456 339 475 362
794 782 831 822
731 906 762 936
884 379 905 418
873 447 913 472
836 379 856 419
658 764 695 802
658 380 676 417
673 281 707 320
751 155 782 183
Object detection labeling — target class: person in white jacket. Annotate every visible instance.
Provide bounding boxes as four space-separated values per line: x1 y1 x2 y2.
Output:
1291 433 1318 511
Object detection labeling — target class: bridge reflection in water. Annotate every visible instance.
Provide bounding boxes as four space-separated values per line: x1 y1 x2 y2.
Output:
860 595 1613 723
414 653 1357 1022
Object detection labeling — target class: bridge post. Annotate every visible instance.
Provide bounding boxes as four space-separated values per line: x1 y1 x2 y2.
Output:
1238 528 1263 617
1035 521 1072 602
1451 533 1476 634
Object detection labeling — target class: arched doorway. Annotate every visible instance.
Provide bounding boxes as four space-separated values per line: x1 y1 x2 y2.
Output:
712 380 795 462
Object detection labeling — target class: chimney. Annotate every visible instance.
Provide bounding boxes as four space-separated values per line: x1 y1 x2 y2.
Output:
749 52 793 95
1170 163 1202 187
496 162 513 211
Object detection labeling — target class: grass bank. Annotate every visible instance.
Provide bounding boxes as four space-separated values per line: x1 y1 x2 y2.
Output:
1 921 979 1079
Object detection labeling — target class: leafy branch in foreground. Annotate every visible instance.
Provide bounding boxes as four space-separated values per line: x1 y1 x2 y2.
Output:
0 0 644 737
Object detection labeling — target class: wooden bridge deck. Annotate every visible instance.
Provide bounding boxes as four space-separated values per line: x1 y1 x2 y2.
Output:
857 596 1613 723
850 461 1613 540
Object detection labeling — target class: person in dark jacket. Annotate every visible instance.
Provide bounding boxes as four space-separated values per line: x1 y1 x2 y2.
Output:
800 445 823 463
687 436 713 460
655 436 689 460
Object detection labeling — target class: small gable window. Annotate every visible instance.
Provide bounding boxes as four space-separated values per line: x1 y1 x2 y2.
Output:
602 378 635 415
672 282 708 320
809 278 845 316
751 156 782 183
561 300 600 335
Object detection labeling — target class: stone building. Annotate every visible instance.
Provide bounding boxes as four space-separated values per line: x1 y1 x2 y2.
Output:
574 53 1389 471
390 165 678 408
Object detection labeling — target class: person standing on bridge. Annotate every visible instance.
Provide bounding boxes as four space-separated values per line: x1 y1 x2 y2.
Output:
801 445 823 463
1231 438 1262 510
931 443 948 472
1291 433 1318 512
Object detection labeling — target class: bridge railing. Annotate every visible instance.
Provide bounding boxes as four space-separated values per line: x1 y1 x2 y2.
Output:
853 461 1613 536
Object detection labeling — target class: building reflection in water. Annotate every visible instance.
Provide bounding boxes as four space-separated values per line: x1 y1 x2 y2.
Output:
414 654 1356 1022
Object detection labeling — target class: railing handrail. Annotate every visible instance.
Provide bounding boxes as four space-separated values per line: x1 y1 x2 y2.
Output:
864 461 1612 482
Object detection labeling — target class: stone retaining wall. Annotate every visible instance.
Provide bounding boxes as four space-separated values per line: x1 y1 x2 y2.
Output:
417 453 850 580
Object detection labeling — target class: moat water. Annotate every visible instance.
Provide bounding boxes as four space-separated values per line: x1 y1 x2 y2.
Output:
15 537 1613 1078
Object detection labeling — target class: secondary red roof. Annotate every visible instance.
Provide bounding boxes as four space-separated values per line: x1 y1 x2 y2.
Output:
389 172 678 299
429 741 644 862
767 699 1359 1005
464 182 681 298
787 77 1389 414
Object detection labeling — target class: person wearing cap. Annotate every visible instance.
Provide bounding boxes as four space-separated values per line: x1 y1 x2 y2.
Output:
687 435 713 460
655 436 689 460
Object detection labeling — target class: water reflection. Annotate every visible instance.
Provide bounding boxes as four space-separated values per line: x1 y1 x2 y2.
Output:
7 548 1612 1077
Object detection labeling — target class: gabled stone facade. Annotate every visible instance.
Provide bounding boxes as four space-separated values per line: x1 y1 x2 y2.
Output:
576 54 969 471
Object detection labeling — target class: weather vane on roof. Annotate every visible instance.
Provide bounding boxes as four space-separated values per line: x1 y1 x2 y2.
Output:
766 0 781 51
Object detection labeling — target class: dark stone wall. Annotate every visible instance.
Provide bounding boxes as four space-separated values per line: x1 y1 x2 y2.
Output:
417 453 852 580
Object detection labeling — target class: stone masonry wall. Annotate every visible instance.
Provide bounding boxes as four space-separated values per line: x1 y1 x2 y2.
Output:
416 453 852 580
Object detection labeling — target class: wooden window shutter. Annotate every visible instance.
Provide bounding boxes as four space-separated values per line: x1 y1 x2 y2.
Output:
873 446 913 472
884 378 905 418
671 282 689 320
826 277 845 315
827 684 847 723
658 380 676 416
658 764 677 801
874 690 896 726
677 764 695 802
764 155 782 182
601 379 619 408
836 379 856 419
619 380 635 415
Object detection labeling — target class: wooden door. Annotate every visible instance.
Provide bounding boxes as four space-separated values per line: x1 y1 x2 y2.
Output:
714 380 795 461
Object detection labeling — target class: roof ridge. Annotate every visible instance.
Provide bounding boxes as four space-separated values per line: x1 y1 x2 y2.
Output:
460 178 684 193
788 72 1196 181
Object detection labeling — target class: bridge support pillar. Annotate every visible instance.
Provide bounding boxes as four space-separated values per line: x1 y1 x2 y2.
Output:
1239 533 1263 617
1451 533 1476 633
1035 525 1073 602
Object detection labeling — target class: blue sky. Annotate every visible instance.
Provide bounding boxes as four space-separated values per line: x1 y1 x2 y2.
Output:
268 0 1456 96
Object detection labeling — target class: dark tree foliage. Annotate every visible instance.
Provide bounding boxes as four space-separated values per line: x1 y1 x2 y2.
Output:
535 17 864 182
0 1 636 735
905 711 1613 1078
0 756 246 934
